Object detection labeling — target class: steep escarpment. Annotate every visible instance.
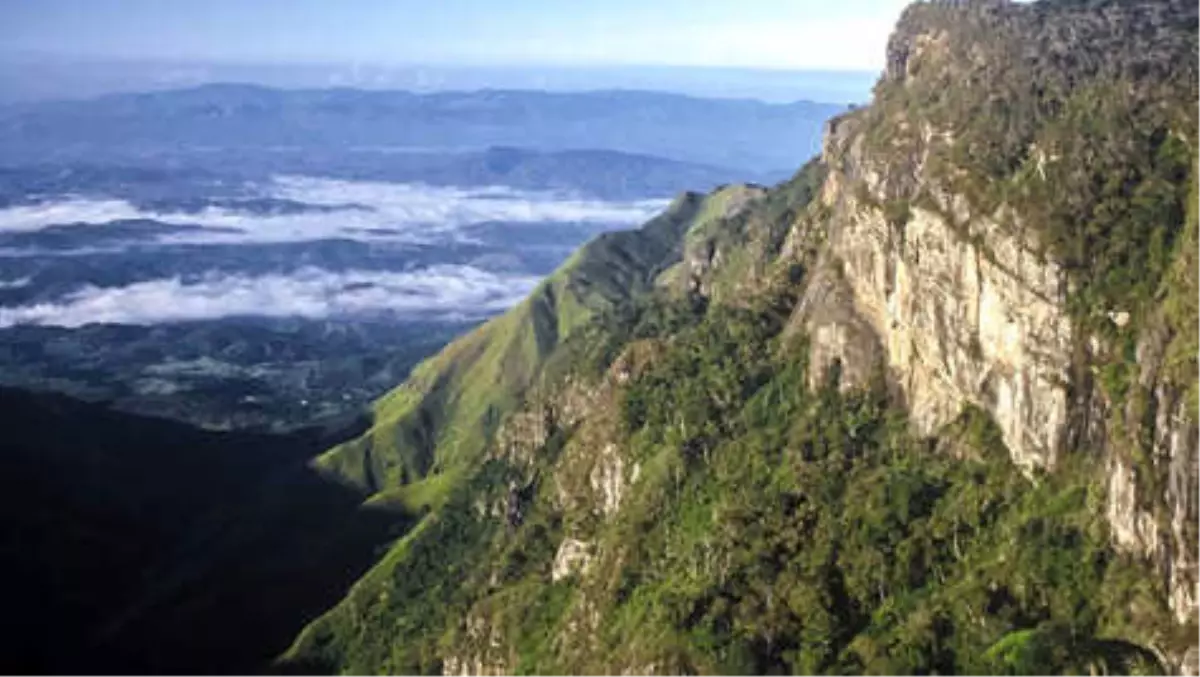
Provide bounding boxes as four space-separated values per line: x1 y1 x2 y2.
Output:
280 1 1197 674
803 0 1198 628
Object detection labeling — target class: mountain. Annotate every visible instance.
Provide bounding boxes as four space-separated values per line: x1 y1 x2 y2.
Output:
3 0 1195 674
0 85 846 431
0 86 845 175
0 146 781 203
270 0 1199 674
0 387 417 675
0 59 877 105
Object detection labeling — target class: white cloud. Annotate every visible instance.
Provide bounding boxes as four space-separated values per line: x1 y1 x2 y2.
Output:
0 199 149 233
0 176 670 247
0 265 541 327
0 276 31 289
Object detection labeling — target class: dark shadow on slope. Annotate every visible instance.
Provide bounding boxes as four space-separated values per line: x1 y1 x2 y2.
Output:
0 387 412 675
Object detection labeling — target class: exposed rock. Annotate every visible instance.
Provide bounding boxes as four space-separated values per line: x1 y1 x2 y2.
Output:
547 342 656 521
1181 646 1199 676
442 614 511 676
590 443 627 516
800 0 1198 629
789 255 883 392
551 538 594 582
1102 321 1200 625
657 184 771 300
505 483 525 528
817 115 1074 470
1109 329 1199 625
446 657 511 677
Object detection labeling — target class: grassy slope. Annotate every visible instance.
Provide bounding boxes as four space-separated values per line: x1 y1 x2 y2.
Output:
278 186 766 670
280 146 1189 672
281 2 1197 672
311 186 759 496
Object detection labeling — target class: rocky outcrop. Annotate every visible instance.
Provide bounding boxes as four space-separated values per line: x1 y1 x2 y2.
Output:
1106 323 1199 626
442 613 511 677
1182 646 1199 676
547 342 658 521
812 107 1075 470
813 100 1199 648
551 538 594 582
790 255 883 393
798 0 1198 632
442 654 508 677
678 185 768 295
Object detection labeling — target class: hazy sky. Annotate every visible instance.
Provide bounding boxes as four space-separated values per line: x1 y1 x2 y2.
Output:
0 0 911 71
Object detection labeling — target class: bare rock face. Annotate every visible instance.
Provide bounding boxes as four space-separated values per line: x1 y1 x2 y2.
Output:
790 254 883 394
1181 646 1199 676
441 612 511 677
442 655 506 677
1107 326 1199 626
551 538 594 582
815 113 1198 634
802 0 1198 631
816 109 1074 471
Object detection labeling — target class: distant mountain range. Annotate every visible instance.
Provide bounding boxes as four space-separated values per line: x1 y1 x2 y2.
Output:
0 85 848 174
0 58 877 105
0 84 849 430
0 147 781 203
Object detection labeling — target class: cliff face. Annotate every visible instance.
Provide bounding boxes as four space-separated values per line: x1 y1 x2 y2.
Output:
810 110 1076 470
797 0 1198 628
282 1 1198 674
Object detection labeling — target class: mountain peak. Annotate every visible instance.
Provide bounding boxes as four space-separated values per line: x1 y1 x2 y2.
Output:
885 0 1197 87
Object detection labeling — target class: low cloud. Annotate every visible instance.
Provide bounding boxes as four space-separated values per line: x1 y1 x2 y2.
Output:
0 176 669 247
0 265 540 328
0 276 31 289
0 199 148 233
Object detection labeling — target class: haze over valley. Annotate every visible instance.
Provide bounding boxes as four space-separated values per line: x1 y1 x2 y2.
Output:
0 85 846 429
2 1 1196 675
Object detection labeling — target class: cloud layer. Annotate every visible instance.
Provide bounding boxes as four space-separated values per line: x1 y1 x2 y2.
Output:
0 176 670 325
0 265 541 328
0 176 669 248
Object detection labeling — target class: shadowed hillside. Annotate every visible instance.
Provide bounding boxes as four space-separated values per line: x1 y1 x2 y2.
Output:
0 387 412 674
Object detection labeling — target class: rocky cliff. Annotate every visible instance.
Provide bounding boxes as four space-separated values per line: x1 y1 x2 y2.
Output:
799 0 1198 630
281 0 1198 674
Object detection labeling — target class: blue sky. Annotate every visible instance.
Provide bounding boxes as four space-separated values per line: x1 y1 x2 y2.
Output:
0 0 911 71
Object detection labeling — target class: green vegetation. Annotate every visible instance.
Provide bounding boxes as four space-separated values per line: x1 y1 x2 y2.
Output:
284 285 1177 675
866 0 1198 337
312 188 725 494
284 464 507 674
1162 156 1200 412
281 2 1198 674
658 160 826 304
568 300 1171 675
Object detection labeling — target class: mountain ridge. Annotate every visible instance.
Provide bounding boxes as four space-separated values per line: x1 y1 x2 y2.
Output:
1 0 1195 674
278 0 1199 673
0 86 845 174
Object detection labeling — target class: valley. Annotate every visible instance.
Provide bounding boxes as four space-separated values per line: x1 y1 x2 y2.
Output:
0 0 1196 675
